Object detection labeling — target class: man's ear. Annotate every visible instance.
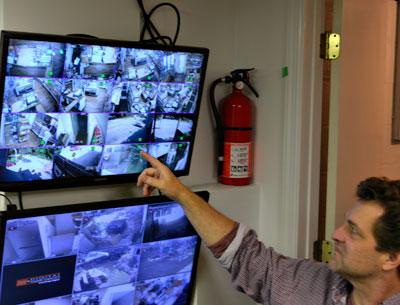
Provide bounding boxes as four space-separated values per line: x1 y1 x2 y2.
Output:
382 252 400 272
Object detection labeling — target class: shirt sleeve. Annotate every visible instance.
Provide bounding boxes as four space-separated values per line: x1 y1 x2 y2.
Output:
217 223 251 269
226 227 339 304
208 222 240 258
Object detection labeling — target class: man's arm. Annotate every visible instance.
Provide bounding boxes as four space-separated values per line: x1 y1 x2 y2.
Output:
137 151 236 246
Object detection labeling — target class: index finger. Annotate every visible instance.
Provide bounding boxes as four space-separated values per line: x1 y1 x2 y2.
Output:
140 151 164 169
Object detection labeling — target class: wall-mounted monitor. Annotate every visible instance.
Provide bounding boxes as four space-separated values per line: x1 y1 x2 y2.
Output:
0 191 208 305
0 31 209 191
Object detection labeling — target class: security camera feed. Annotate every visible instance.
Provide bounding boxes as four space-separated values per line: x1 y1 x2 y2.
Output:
0 199 200 305
148 142 190 171
0 32 208 188
100 144 148 176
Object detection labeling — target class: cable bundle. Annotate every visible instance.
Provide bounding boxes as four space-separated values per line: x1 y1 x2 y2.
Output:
136 0 181 45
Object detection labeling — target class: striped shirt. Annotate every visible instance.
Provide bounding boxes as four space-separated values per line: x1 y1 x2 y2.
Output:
209 224 400 305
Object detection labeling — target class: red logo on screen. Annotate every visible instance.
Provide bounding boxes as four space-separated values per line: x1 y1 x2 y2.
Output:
16 273 61 287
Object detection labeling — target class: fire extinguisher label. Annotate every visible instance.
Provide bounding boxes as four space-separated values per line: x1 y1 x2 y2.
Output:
223 142 252 178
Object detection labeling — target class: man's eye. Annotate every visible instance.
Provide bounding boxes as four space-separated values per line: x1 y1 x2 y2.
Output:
350 226 358 235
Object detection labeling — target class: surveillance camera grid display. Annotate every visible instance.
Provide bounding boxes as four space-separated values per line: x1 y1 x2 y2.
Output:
0 201 199 305
0 36 206 184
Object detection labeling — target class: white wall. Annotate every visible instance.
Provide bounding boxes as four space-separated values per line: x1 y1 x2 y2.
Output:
233 1 287 251
0 0 3 30
2 0 140 40
0 1 319 304
232 0 322 258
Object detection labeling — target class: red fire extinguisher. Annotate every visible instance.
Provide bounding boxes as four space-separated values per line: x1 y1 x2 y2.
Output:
209 69 259 185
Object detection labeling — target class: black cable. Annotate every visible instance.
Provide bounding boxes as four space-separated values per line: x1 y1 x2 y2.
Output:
143 35 173 45
18 191 24 210
146 3 180 45
137 0 159 40
137 0 168 44
137 0 181 45
0 193 13 207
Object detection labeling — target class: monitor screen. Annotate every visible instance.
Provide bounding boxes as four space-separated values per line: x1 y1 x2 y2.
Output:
0 191 208 305
0 31 209 191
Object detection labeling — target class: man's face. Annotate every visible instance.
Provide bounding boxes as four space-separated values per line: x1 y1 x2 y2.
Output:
329 201 386 280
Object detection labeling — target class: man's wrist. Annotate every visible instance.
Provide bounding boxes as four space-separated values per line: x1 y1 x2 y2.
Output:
174 183 193 204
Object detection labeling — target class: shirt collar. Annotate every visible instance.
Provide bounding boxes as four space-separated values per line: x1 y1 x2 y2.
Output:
331 279 352 305
331 278 400 305
382 291 400 305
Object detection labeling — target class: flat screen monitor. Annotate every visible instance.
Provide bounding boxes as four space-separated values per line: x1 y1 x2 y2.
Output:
0 191 208 305
0 31 209 191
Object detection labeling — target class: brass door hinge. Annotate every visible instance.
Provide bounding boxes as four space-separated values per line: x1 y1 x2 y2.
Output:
313 240 333 263
320 32 341 60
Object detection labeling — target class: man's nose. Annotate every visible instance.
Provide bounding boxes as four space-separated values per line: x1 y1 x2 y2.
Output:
332 224 345 242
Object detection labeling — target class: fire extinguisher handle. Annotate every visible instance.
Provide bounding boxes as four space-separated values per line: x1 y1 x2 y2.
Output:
230 68 259 98
230 68 255 75
243 79 259 98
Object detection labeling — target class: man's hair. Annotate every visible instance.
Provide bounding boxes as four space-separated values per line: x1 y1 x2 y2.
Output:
357 177 400 254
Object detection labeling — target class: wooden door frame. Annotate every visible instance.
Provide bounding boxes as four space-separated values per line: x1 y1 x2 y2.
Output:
317 0 334 241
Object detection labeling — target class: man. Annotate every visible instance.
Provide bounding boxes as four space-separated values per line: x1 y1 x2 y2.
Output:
137 151 400 305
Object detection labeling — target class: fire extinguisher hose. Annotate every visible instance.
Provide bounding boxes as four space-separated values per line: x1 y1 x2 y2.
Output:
209 77 227 176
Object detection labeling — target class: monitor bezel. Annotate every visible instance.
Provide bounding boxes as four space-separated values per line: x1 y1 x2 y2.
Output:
0 30 209 191
0 190 209 305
